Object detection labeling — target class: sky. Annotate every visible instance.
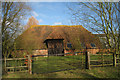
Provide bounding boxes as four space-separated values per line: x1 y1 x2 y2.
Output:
21 2 119 34
24 2 75 25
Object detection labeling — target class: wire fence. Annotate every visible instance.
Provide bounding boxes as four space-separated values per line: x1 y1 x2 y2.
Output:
32 53 85 74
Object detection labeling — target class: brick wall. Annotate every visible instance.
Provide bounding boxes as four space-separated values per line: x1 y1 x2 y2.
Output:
32 49 48 56
64 49 111 55
11 49 48 57
87 48 99 54
12 49 111 57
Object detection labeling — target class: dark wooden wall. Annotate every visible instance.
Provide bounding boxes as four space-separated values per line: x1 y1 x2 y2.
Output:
46 39 64 56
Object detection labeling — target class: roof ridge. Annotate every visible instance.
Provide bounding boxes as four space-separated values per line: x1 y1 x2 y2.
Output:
30 25 83 28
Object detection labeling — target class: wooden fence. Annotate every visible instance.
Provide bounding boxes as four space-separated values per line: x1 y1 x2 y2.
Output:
4 55 32 74
3 51 120 74
85 51 120 69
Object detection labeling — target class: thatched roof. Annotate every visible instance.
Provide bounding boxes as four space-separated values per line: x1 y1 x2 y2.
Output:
94 34 106 37
15 25 102 49
46 30 64 39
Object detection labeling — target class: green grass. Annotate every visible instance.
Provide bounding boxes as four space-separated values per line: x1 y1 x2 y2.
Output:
90 54 113 60
2 66 120 78
2 55 120 78
32 55 85 74
6 60 26 67
32 55 113 74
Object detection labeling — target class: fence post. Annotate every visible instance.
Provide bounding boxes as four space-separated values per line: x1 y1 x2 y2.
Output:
85 51 90 69
113 52 116 67
28 55 32 74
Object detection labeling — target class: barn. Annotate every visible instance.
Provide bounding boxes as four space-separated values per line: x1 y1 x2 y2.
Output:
44 39 64 56
15 25 102 57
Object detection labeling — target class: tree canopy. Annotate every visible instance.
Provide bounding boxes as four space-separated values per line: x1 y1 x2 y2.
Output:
2 2 31 58
24 16 39 30
69 2 119 50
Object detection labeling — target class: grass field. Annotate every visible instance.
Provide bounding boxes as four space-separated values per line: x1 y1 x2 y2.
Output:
2 66 120 78
2 54 120 78
32 55 85 74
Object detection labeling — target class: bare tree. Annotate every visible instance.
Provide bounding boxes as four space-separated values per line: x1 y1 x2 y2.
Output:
2 2 31 58
69 2 119 52
118 2 120 52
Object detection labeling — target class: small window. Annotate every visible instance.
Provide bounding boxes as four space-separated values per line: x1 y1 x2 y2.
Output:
91 43 96 47
67 43 72 49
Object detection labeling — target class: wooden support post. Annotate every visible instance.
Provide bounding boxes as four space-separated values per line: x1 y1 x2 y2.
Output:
85 51 90 69
113 52 116 67
28 55 32 74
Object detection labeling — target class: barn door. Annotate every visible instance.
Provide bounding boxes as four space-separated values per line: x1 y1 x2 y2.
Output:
48 40 64 56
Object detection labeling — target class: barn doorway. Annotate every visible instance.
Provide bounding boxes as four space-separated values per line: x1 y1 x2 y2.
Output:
44 39 64 56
